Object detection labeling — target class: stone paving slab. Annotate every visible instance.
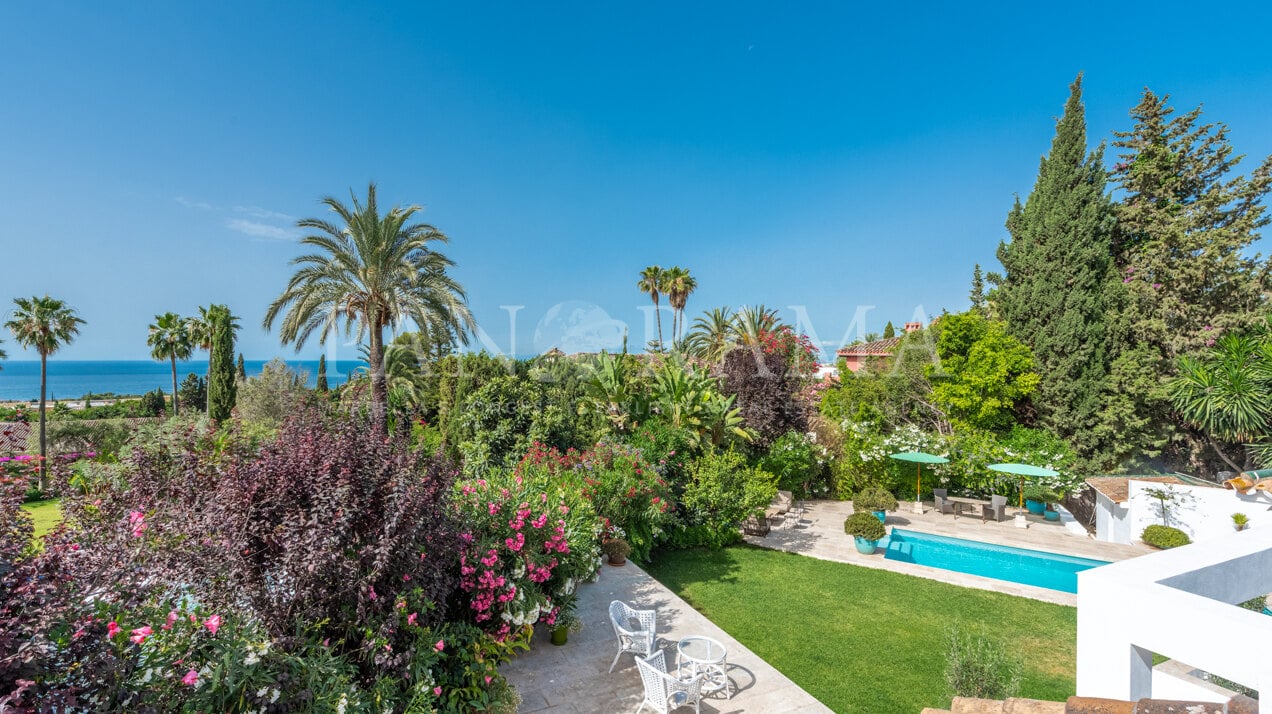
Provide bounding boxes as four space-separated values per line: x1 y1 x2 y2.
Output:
501 560 832 714
746 500 1152 607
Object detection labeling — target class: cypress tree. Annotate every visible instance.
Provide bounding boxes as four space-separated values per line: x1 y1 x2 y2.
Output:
969 264 986 313
208 306 238 421
996 74 1115 470
236 353 247 380
882 321 896 339
316 354 329 393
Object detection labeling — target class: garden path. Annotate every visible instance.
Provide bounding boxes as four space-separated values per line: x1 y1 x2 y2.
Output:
501 558 832 714
745 500 1152 606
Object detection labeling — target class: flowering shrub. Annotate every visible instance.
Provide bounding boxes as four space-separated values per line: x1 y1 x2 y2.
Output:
1 411 521 712
756 324 820 378
832 421 949 499
520 440 675 561
453 465 600 640
759 430 829 498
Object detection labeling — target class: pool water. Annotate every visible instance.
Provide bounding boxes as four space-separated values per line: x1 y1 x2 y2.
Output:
880 528 1108 593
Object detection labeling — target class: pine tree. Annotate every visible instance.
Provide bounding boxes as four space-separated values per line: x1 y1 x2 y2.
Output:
996 74 1115 470
208 307 238 421
969 264 986 313
316 354 329 393
236 353 246 380
882 322 896 339
1102 89 1272 473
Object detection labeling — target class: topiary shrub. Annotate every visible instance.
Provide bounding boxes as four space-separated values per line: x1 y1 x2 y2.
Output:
853 487 898 512
1141 524 1191 549
844 511 887 541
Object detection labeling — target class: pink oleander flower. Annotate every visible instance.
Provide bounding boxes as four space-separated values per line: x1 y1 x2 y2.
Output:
368 586 378 601
203 614 221 635
407 612 418 626
434 639 445 652
130 626 152 644
434 686 442 696
488 502 500 515
107 621 121 638
163 611 178 630
181 669 199 686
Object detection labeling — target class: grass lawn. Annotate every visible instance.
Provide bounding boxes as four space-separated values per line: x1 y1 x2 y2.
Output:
20 498 63 540
645 545 1076 713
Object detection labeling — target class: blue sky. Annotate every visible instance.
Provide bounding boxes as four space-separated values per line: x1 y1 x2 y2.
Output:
2 2 1271 362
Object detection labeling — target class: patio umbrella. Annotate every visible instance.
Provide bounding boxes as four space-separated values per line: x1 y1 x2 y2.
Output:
987 462 1059 509
889 452 949 512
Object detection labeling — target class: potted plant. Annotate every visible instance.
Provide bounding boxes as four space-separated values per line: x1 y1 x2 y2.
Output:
602 537 631 566
844 511 887 554
854 487 898 524
1023 485 1056 517
1233 512 1250 532
550 608 584 646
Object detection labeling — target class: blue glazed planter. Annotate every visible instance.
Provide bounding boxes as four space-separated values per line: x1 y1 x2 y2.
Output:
872 510 887 524
1044 510 1060 522
1025 499 1046 516
854 536 879 555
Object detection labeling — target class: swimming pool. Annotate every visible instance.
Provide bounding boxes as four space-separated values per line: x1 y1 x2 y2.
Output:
880 528 1108 593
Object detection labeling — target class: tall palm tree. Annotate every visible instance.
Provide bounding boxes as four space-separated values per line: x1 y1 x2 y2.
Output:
637 265 666 351
733 305 781 347
5 296 85 491
684 307 736 364
147 312 193 416
264 183 475 432
662 266 697 344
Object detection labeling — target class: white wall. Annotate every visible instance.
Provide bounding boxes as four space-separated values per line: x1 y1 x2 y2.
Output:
1128 480 1272 544
1094 492 1133 544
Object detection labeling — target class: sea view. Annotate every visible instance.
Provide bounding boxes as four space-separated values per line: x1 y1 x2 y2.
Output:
0 360 353 401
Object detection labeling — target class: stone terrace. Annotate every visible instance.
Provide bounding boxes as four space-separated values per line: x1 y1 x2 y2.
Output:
501 560 831 714
746 500 1151 606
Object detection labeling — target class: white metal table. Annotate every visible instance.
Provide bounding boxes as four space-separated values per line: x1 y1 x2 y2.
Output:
677 635 732 699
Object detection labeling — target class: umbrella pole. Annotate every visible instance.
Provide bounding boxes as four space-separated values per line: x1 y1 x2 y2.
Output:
913 464 923 514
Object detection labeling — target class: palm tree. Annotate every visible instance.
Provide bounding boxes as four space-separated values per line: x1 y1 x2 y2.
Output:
264 183 475 432
683 307 736 364
733 305 781 347
5 296 85 491
147 312 193 416
1169 332 1272 471
637 265 666 351
662 266 697 344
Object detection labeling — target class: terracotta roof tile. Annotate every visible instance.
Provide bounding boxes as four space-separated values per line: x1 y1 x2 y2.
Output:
836 336 903 357
1084 476 1184 504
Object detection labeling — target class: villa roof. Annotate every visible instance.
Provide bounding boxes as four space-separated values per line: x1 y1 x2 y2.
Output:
1085 475 1184 504
836 336 903 357
0 422 30 453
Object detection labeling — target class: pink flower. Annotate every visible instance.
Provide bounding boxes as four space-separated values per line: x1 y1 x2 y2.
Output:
485 675 493 685
130 626 153 644
203 614 221 636
163 611 178 630
368 586 378 601
181 669 199 686
434 639 445 652
107 621 121 638
407 612 418 626
128 510 147 537
488 502 500 515
434 686 442 696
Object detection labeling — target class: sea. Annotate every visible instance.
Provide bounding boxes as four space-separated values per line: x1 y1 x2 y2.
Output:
0 360 355 402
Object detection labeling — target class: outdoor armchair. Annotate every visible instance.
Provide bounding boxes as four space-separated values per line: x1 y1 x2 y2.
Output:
983 494 1009 523
933 488 955 515
609 600 658 673
635 648 705 714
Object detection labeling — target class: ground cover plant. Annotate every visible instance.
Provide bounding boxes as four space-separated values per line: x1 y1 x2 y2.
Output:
645 545 1077 713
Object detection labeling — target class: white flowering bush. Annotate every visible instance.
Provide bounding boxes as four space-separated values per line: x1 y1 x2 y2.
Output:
832 421 949 499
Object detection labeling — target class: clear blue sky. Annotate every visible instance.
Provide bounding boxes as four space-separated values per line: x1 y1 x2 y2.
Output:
2 1 1270 362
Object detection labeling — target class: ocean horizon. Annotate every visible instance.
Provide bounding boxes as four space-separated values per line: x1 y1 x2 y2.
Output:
0 360 357 402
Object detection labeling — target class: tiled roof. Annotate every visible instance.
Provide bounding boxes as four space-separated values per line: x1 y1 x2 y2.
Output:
0 422 31 453
836 336 902 357
1084 476 1184 504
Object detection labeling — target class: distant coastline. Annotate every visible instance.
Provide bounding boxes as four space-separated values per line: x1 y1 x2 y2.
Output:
0 360 355 402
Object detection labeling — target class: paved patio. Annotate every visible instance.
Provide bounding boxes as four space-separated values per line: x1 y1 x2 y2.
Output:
745 499 1153 606
501 560 832 714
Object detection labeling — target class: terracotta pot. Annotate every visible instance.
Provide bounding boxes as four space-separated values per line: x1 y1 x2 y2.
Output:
608 553 626 566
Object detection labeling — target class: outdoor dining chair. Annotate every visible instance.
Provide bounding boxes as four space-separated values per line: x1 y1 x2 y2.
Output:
982 494 1009 523
933 488 955 515
635 648 705 714
609 600 658 673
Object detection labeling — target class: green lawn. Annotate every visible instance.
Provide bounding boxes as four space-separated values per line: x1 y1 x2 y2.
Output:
645 545 1076 713
20 498 63 540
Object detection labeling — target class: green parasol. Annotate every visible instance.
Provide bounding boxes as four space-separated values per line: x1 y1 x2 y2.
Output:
889 452 950 510
987 462 1059 509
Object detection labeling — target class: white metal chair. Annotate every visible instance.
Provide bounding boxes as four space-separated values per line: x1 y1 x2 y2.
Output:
636 649 704 714
609 600 657 673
